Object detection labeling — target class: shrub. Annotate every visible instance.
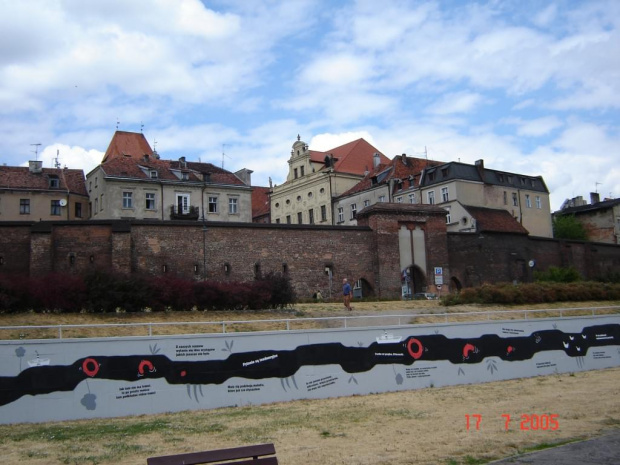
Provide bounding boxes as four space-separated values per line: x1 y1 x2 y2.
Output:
29 273 87 313
0 274 33 313
534 266 581 283
443 281 620 306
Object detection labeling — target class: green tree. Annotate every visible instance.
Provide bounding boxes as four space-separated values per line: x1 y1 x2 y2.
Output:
552 214 588 240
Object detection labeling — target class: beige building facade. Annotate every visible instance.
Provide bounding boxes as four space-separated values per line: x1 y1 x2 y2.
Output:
271 136 389 225
0 162 88 221
87 131 253 222
418 160 553 237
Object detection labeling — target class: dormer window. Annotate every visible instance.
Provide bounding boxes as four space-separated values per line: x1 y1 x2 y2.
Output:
182 172 189 181
441 168 448 178
150 170 158 179
49 176 59 188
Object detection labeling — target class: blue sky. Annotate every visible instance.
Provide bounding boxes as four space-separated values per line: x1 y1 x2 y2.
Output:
1 0 618 210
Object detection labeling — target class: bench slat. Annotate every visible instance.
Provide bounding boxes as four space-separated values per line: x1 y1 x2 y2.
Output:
147 443 277 465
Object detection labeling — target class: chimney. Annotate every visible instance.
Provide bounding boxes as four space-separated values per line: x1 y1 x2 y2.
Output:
29 160 43 174
475 159 485 182
373 152 380 168
401 153 407 165
234 168 253 186
590 192 600 204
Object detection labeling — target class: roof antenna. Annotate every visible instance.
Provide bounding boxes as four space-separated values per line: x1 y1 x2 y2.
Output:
221 143 230 169
54 149 61 169
140 122 144 133
30 143 42 161
595 182 601 193
116 118 120 130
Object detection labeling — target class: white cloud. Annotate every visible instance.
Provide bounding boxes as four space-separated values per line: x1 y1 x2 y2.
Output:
503 116 564 137
310 131 377 152
29 144 104 176
427 92 485 115
533 4 558 27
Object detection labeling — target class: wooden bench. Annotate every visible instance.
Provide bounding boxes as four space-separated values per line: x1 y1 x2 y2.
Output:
147 443 278 465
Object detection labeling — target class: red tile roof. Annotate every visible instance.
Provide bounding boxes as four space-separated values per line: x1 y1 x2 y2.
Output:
339 154 444 198
102 131 154 163
0 166 88 196
99 131 245 186
252 186 271 220
463 205 529 234
308 138 390 175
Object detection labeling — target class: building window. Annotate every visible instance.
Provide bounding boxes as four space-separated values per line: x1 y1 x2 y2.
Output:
512 192 518 207
297 212 303 224
51 200 61 216
320 188 325 194
350 203 357 220
122 192 133 209
503 191 507 205
286 215 291 224
294 168 298 179
94 198 98 214
176 193 190 214
95 176 98 188
275 218 280 223
19 199 30 214
337 207 344 223
100 194 104 211
308 191 313 198
208 196 218 213
300 166 305 176
525 194 532 208
229 197 238 214
321 205 327 222
181 172 189 181
146 193 156 210
150 170 158 179
441 187 449 202
535 196 542 209
444 207 451 224
364 199 370 208
428 191 435 205
89 181 92 192
49 176 59 188
379 195 386 202
397 197 403 203
309 208 314 224
75 202 82 218
408 193 415 204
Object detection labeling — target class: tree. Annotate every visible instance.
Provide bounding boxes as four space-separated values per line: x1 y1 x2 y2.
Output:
552 214 588 240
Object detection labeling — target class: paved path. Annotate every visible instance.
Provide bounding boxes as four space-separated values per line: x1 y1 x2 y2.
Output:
490 430 620 464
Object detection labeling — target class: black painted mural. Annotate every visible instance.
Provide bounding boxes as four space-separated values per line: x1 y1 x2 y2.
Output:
1 323 618 408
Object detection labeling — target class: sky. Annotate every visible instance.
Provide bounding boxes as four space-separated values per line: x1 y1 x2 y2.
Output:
1 0 619 211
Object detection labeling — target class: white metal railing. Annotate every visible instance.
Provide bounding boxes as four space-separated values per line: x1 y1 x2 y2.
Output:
1 306 618 340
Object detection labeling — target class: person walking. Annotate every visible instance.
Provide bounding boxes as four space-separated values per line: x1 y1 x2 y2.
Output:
342 278 353 311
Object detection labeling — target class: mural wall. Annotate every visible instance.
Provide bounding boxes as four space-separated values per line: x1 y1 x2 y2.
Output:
1 316 619 424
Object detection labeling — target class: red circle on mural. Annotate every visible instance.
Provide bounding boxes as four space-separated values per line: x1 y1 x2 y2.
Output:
180 370 187 377
407 338 424 359
138 359 154 375
82 358 99 377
